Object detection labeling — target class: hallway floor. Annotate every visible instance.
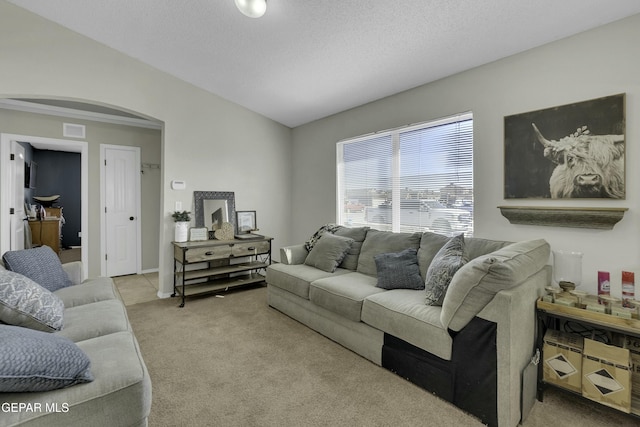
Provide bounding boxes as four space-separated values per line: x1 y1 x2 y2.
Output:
113 272 159 306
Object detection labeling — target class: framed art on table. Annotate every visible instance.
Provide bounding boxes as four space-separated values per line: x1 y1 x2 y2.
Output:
189 227 209 241
236 211 257 234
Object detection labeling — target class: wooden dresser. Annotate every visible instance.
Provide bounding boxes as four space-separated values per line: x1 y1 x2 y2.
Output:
28 219 61 254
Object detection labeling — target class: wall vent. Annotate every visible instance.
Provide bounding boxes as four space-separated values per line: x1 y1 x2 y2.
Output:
63 123 86 138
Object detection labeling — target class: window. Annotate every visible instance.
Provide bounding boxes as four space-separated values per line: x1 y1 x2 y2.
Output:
337 113 473 236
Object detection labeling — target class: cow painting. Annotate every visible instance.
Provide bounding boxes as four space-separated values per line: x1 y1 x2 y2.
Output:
532 123 624 199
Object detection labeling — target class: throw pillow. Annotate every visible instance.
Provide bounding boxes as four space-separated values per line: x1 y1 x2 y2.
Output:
304 233 354 273
425 234 468 306
374 248 424 290
2 246 73 292
357 230 422 277
0 325 93 392
304 224 343 252
0 270 65 332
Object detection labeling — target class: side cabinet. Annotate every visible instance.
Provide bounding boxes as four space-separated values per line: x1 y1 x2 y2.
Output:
172 236 272 307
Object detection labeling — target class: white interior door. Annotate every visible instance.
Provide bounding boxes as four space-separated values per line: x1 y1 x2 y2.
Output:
103 145 140 276
10 141 25 250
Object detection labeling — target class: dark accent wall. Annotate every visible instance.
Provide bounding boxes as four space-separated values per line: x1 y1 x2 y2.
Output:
32 149 81 248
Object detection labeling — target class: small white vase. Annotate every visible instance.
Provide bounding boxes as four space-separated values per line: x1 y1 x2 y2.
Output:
174 222 189 242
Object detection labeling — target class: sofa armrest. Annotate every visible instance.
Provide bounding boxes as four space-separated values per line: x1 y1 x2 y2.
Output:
62 261 83 285
280 244 308 265
477 265 550 427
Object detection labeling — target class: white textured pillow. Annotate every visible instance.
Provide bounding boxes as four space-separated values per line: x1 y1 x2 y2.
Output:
0 270 65 332
440 239 550 332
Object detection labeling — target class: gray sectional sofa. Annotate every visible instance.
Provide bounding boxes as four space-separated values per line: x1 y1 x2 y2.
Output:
266 227 550 427
1 257 152 427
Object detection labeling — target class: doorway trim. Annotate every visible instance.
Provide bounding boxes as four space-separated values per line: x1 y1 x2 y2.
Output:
0 133 89 280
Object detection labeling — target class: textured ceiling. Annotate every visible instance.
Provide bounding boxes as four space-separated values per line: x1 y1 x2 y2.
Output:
7 0 640 128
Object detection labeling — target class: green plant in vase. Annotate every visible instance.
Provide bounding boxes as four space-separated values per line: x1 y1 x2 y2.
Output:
172 211 191 242
172 210 191 222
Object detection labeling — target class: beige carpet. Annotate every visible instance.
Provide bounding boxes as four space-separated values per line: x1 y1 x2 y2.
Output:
126 287 637 426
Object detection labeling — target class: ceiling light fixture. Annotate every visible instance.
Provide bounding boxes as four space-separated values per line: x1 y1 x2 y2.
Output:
234 0 267 18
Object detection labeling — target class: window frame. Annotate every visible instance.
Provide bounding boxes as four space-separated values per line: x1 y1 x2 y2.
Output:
336 112 473 235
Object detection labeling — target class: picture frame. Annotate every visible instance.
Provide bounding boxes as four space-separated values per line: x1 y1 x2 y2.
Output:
235 211 257 234
29 161 37 189
504 94 625 199
189 227 209 241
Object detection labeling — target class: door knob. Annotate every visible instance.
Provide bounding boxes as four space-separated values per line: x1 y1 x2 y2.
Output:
129 216 135 221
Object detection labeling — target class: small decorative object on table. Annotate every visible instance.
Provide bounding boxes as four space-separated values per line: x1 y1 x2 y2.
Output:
569 289 589 309
236 211 257 233
189 227 208 241
598 271 611 302
544 286 563 304
214 222 234 240
622 271 635 308
552 250 582 292
172 210 191 243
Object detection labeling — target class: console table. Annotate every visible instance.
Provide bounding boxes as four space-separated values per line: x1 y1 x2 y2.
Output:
172 236 272 307
536 298 640 419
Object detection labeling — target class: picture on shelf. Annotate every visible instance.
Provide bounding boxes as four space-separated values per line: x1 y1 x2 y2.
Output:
504 94 625 199
189 227 208 241
236 211 257 234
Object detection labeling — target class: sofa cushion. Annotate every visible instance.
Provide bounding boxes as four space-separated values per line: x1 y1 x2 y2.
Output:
361 289 453 360
0 324 93 392
310 272 384 322
357 230 422 276
3 331 151 427
441 239 550 331
304 233 354 273
54 277 120 308
417 232 450 279
334 226 369 270
425 234 467 306
266 263 351 300
465 237 510 261
0 270 65 332
2 246 73 292
56 299 130 342
374 248 424 290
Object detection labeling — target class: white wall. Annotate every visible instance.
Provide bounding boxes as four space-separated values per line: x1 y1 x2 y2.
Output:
0 2 293 297
291 14 640 297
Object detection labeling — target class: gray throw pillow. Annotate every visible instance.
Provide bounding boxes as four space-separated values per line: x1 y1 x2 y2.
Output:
374 248 424 290
2 246 73 292
0 325 93 392
357 230 422 276
425 234 467 306
0 270 65 332
304 233 354 273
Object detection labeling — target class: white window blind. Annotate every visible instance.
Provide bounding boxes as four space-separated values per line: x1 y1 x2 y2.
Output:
337 113 473 236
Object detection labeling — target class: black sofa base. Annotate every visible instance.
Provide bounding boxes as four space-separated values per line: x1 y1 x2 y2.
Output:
382 317 498 426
